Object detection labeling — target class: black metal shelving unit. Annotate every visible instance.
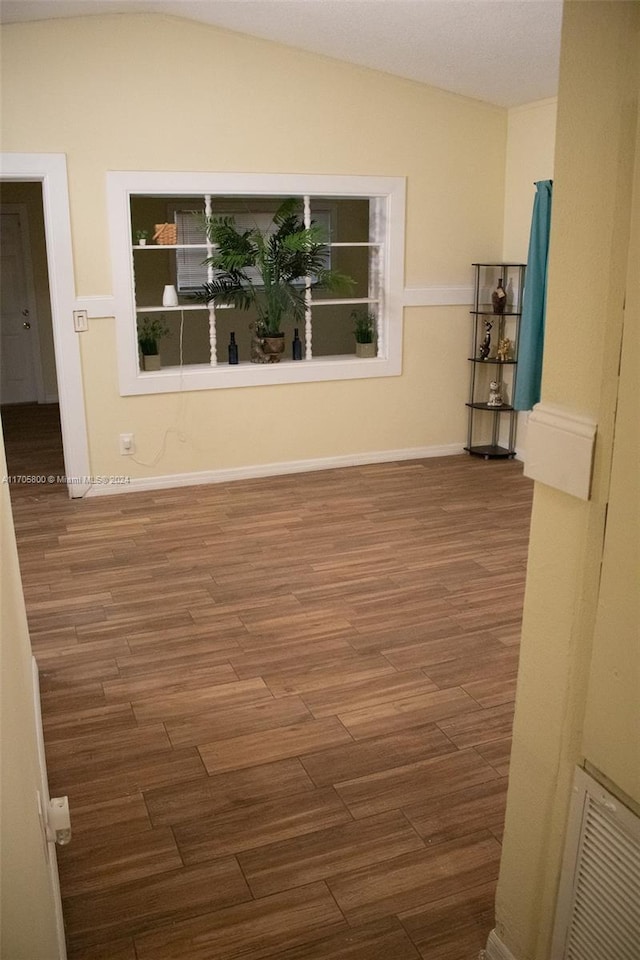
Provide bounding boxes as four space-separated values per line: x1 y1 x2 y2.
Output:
465 262 526 459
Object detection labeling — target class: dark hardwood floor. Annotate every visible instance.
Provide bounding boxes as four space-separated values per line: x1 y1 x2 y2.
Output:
3 403 533 960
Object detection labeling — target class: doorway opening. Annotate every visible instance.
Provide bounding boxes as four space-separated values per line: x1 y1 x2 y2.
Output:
1 182 65 498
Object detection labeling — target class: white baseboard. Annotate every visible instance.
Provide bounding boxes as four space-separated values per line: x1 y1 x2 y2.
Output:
482 929 518 960
84 443 465 497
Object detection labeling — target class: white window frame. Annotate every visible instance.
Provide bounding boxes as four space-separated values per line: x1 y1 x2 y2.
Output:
108 172 405 395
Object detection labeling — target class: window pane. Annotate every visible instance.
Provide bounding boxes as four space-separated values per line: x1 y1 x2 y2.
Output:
310 303 374 357
312 197 370 243
136 310 212 367
314 245 374 301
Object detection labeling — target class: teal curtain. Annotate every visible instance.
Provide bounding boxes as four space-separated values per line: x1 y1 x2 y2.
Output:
514 180 553 411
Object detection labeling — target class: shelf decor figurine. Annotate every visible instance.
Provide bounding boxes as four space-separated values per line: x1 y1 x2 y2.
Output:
487 380 503 407
478 319 493 360
497 337 512 362
492 278 507 314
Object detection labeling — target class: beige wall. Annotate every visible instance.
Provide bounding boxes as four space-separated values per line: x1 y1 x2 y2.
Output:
494 3 640 958
502 98 557 264
582 101 640 806
0 14 507 478
0 437 61 959
0 181 58 401
502 98 557 452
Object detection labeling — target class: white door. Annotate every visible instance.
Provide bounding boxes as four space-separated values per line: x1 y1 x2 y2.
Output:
0 209 40 404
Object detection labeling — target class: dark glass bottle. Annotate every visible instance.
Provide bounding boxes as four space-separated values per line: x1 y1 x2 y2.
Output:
492 278 506 314
228 331 239 365
292 328 303 360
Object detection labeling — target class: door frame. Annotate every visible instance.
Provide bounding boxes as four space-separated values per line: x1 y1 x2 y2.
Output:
0 154 90 497
0 202 47 404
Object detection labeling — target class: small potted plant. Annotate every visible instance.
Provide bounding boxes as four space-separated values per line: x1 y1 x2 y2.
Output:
135 229 149 246
137 315 170 371
352 310 376 358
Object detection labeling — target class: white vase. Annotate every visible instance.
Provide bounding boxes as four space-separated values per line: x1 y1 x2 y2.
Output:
162 284 178 307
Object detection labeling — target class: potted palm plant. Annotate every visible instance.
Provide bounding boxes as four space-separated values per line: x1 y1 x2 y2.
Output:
190 198 354 362
352 309 377 358
137 315 170 371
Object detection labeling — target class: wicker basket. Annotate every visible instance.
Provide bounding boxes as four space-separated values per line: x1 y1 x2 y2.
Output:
153 223 177 245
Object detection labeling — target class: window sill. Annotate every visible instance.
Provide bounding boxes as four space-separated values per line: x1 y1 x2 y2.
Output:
124 354 399 395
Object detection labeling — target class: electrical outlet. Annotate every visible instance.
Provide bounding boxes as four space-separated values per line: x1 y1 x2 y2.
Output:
119 433 135 455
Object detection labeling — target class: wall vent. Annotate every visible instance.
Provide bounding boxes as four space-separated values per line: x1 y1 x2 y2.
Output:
551 767 640 960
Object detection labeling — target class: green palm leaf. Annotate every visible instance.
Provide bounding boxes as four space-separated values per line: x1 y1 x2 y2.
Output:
190 199 354 334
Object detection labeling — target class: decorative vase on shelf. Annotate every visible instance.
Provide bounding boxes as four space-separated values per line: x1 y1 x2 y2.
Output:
162 285 178 307
492 278 506 314
228 332 239 365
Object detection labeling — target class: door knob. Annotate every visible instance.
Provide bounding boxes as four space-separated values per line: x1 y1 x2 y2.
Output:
23 321 31 329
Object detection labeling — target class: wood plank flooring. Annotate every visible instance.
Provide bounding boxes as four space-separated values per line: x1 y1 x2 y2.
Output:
3 404 533 959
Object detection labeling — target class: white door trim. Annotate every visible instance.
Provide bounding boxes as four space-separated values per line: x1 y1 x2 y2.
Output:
31 657 67 960
1 202 47 403
0 154 90 497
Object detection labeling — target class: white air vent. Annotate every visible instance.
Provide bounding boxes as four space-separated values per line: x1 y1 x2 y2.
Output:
551 767 640 960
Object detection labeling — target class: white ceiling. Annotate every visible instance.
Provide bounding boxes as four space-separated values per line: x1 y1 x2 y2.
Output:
0 0 563 108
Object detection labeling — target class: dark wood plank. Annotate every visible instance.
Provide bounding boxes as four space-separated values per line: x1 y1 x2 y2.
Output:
272 917 421 960
402 778 509 845
300 725 457 787
164 695 313 748
335 748 500 819
57 827 181 896
328 833 502 925
63 860 252 948
399 881 497 960
174 787 352 863
238 810 425 898
133 882 347 960
198 717 354 774
338 686 479 740
302 671 438 720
